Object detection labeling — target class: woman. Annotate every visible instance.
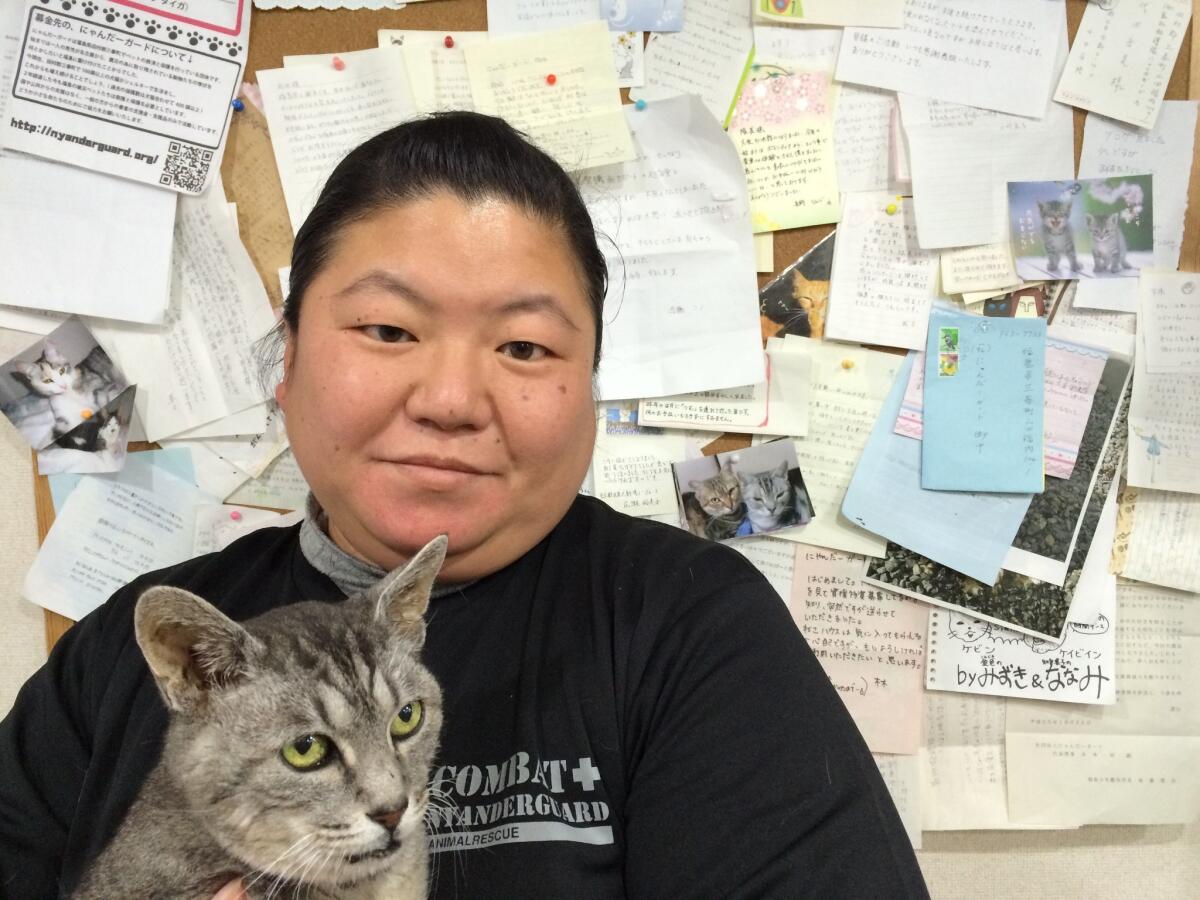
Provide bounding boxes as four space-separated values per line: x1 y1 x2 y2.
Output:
0 113 928 898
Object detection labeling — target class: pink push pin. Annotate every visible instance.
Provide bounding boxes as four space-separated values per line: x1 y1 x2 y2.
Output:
443 35 455 48
230 510 243 522
332 56 345 71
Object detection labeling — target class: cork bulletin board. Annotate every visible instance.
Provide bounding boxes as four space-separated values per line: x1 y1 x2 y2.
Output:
33 0 1200 651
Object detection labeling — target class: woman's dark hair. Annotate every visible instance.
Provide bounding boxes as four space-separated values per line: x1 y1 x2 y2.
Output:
282 111 607 369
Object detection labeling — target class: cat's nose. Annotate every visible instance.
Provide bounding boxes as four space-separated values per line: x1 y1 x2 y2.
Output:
368 803 408 831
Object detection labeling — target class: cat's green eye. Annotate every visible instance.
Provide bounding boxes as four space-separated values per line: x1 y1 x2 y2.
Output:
281 734 330 770
390 701 423 739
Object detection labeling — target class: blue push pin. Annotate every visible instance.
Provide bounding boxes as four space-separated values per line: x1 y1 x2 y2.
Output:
231 98 245 112
634 98 647 111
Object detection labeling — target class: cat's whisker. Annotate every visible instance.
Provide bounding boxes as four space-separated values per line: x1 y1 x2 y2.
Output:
242 832 317 896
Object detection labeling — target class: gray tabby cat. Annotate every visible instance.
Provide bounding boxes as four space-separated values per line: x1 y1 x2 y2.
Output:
1037 199 1081 274
738 462 798 534
687 461 747 541
74 536 449 900
1085 212 1131 274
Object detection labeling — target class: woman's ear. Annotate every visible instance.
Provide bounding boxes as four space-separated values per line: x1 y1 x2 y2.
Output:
274 329 296 409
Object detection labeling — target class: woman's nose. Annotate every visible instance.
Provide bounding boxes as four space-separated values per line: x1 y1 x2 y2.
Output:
403 345 491 432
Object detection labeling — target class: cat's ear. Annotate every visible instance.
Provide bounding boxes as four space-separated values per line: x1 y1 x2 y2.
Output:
688 480 703 492
369 534 448 641
1107 213 1120 226
12 361 38 383
41 342 68 366
1037 201 1047 214
135 587 265 714
774 461 789 478
1085 213 1096 227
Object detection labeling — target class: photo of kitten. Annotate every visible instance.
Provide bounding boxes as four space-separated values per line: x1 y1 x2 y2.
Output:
1008 176 1153 281
0 318 130 473
672 440 813 541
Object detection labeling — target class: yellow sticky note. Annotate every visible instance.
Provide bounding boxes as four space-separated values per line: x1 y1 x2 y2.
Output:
464 21 635 172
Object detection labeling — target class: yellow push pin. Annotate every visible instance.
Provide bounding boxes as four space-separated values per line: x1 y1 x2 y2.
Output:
841 359 855 370
79 408 94 420
884 202 898 216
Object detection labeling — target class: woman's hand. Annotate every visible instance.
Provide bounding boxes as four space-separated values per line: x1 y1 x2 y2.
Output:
212 878 247 900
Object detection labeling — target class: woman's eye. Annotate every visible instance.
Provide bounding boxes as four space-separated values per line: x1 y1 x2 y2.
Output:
500 341 548 362
362 324 414 343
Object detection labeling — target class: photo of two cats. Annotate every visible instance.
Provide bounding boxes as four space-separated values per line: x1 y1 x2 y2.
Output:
1008 176 1155 282
673 439 814 542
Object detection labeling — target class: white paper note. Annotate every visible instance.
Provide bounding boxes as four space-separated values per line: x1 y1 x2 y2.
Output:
0 152 175 324
939 244 1021 295
1120 489 1200 592
23 466 208 621
1055 0 1191 130
629 0 752 127
920 692 1010 830
578 94 764 400
897 89 1074 251
1075 102 1199 313
465 22 634 172
193 503 295 555
259 47 418 234
91 188 277 442
787 548 926 755
2 0 249 193
225 447 311 511
1128 318 1200 494
836 0 1065 119
729 535 797 601
751 23 841 71
1005 580 1200 826
773 336 901 558
638 341 810 436
377 30 488 112
825 193 940 350
833 85 896 195
485 0 597 35
873 754 922 849
1139 270 1200 373
591 426 687 518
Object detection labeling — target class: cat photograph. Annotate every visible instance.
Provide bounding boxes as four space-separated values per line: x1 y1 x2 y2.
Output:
35 385 137 476
1008 176 1153 282
0 318 127 458
74 535 448 900
673 440 813 541
758 232 833 342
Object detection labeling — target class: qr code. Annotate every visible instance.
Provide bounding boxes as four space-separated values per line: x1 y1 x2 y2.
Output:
160 141 213 193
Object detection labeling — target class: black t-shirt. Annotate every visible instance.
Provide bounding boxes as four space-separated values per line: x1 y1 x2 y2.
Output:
0 496 928 899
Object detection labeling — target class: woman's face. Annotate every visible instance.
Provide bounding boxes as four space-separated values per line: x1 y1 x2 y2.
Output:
276 192 598 582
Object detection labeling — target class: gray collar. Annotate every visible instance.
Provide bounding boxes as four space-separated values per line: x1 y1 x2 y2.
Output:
299 495 468 599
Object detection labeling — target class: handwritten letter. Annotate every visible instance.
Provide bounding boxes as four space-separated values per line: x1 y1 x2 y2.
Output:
260 48 418 233
1055 0 1191 130
825 193 940 351
787 548 926 755
466 22 634 172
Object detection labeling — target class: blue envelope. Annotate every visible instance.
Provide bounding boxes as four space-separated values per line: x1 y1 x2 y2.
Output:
921 308 1046 493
